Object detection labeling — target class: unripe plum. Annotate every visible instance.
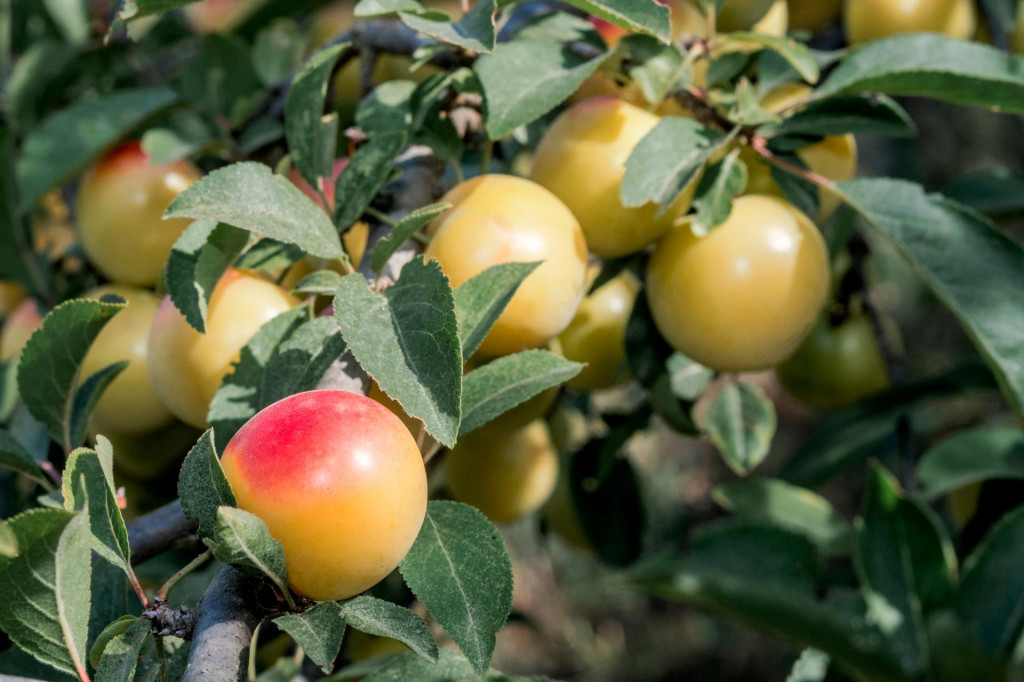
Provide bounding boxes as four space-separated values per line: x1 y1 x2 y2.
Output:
221 390 427 601
787 0 841 32
424 175 588 357
184 0 257 34
844 0 976 44
558 270 640 391
80 286 175 436
148 268 299 428
0 299 43 362
531 97 697 258
646 195 830 372
445 419 559 524
75 141 201 286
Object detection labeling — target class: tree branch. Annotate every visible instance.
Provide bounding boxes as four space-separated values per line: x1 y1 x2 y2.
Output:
181 566 276 682
126 499 198 566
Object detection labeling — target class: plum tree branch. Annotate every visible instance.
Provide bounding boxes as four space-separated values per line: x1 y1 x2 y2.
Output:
126 499 199 566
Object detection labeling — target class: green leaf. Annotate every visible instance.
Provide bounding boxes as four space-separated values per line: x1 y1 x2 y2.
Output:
165 220 251 333
765 95 916 139
342 596 438 663
338 649 542 682
178 430 236 540
704 381 777 476
818 34 1024 112
401 0 497 54
460 351 582 436
209 310 346 445
16 88 178 210
786 649 830 682
89 616 138 669
942 168 1024 217
333 133 408 230
42 0 89 44
562 0 671 43
285 44 348 187
291 269 345 295
62 449 131 571
273 601 346 674
839 179 1024 419
453 261 539 358
117 0 203 20
208 506 291 601
17 298 127 450
69 361 129 450
179 36 263 127
957 505 1024 654
399 501 512 674
356 0 424 16
730 32 819 83
233 238 305 271
713 479 850 555
665 352 714 401
621 117 722 215
476 40 606 140
94 619 150 682
917 427 1024 500
356 81 415 137
621 34 689 105
0 428 47 485
165 162 344 260
334 258 461 447
370 202 450 274
855 465 957 674
252 19 306 86
691 149 748 236
0 509 91 679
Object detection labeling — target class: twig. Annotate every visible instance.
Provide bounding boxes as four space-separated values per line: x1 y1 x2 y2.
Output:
750 136 836 189
157 549 213 601
126 499 199 566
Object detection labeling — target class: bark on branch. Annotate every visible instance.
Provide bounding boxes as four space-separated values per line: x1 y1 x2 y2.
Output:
126 499 198 565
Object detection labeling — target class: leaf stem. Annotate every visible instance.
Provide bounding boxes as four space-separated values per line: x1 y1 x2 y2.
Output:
247 621 261 682
750 137 835 189
156 549 213 602
128 564 150 609
479 139 493 176
363 205 398 227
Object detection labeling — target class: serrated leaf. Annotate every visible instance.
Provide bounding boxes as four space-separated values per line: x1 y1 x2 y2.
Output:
370 202 450 273
621 34 689 105
399 501 512 674
563 0 671 43
334 258 461 447
691 150 748 236
356 80 415 137
765 95 916 139
839 179 1024 419
342 596 438 663
208 506 290 600
453 262 539 358
286 44 348 187
165 220 251 333
476 40 606 140
291 269 345 295
855 465 957 673
818 34 1024 112
713 479 851 555
94 619 150 682
729 32 819 83
178 429 236 540
957 505 1024 654
234 238 305 271
460 351 582 436
17 298 126 450
69 361 129 450
704 381 776 476
273 601 345 674
401 0 496 54
917 427 1024 500
16 88 178 210
0 509 91 679
62 449 131 571
89 616 138 669
333 133 407 230
209 310 346 445
165 162 344 260
621 118 722 215
0 428 47 484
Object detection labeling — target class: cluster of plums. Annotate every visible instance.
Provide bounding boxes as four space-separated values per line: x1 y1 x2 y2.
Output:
0 0 928 603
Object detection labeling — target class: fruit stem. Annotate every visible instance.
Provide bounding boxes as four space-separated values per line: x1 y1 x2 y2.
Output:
156 549 213 602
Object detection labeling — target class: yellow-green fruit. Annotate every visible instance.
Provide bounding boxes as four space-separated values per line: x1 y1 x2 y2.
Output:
719 0 788 35
532 97 697 258
424 175 588 357
75 142 201 286
646 195 830 372
544 467 590 550
844 0 976 44
80 286 175 436
445 420 559 524
0 299 43 362
775 313 890 410
559 271 640 390
148 269 299 428
0 281 26 319
787 0 841 31
96 420 202 481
